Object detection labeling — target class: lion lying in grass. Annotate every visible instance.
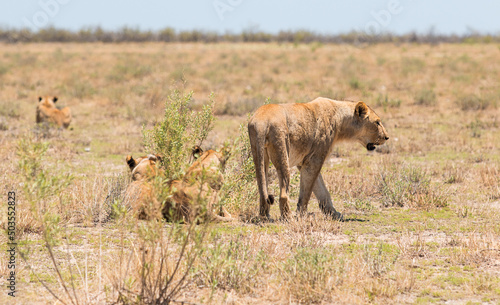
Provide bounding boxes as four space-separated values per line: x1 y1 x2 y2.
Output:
123 154 163 220
36 96 72 128
162 146 232 223
124 146 232 222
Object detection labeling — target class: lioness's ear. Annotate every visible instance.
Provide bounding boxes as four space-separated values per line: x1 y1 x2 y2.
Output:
126 155 136 171
53 97 58 103
38 97 43 102
192 146 203 159
355 102 369 119
155 154 162 163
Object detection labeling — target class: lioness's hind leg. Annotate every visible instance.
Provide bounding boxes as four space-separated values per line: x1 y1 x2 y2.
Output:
264 150 274 204
268 142 291 219
248 124 272 218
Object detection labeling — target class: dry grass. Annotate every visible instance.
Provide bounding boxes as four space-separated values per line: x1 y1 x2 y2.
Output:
0 42 499 304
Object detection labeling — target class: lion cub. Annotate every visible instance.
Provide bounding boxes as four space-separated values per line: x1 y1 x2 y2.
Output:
36 96 72 128
124 147 232 222
123 154 163 220
163 146 233 223
248 97 389 220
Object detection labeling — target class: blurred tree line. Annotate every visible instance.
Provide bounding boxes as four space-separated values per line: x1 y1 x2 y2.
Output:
0 26 498 44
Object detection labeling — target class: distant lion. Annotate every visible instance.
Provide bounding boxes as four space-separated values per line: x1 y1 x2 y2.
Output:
36 96 72 128
248 97 389 220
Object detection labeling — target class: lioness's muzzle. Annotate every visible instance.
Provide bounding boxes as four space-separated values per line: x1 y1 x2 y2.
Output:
367 143 376 151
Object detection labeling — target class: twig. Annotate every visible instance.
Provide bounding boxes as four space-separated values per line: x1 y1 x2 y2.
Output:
170 299 202 305
480 248 500 253
19 252 68 305
45 239 76 305
64 234 81 305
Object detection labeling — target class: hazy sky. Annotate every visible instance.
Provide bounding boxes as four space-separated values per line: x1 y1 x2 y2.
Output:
2 0 499 35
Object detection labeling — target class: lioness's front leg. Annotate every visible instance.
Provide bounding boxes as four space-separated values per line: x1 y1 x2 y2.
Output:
312 173 343 220
297 159 323 215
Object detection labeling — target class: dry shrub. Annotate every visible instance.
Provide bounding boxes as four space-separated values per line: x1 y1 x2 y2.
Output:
479 164 500 187
396 230 428 259
108 220 207 304
414 88 437 106
456 94 491 111
479 164 500 200
281 247 338 303
13 197 44 235
447 232 500 266
279 242 405 303
195 232 269 294
378 163 448 209
323 169 377 202
281 215 343 250
67 174 128 225
442 163 466 184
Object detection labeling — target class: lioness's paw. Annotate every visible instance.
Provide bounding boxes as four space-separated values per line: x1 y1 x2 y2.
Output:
333 212 344 222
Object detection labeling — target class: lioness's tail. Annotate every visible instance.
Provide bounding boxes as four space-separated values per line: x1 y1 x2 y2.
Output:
248 121 273 215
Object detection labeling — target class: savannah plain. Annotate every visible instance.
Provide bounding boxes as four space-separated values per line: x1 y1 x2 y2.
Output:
0 42 500 304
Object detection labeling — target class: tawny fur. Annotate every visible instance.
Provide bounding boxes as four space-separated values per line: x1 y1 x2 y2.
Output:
123 154 163 220
248 97 389 220
184 146 230 190
36 96 72 128
124 149 232 222
163 148 233 223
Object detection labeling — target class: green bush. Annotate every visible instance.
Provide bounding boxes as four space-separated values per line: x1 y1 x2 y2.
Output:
142 90 215 179
456 94 490 111
17 134 73 234
414 89 437 106
217 116 258 217
111 90 217 303
16 133 82 304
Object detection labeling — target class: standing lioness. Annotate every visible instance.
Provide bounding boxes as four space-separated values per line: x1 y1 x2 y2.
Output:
248 97 389 220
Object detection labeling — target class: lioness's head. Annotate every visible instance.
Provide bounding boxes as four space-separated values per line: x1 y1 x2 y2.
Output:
354 101 389 151
38 96 58 108
192 144 231 173
126 154 162 181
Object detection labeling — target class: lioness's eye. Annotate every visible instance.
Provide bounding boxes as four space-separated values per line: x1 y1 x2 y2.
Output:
376 121 381 126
